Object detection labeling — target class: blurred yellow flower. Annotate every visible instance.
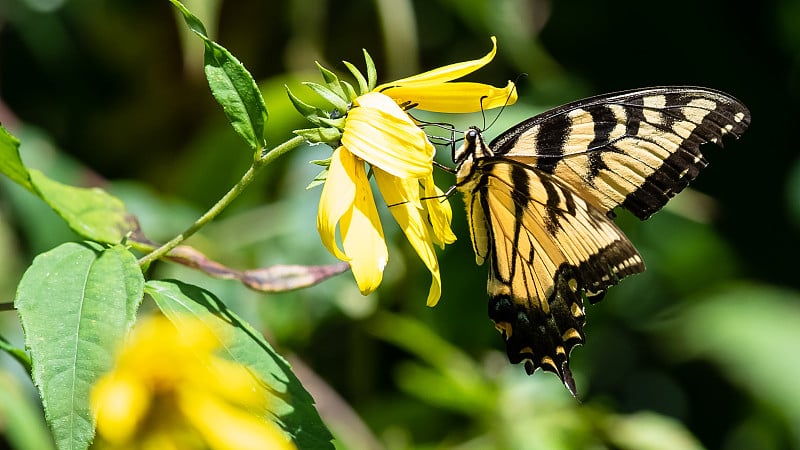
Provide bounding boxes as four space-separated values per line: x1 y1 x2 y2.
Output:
316 37 516 306
91 315 295 450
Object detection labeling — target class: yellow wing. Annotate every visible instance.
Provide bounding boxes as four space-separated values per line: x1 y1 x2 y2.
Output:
489 87 751 218
453 87 750 396
460 157 643 395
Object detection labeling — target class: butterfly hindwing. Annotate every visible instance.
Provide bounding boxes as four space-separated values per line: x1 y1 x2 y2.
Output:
453 87 750 395
489 87 751 219
460 157 644 394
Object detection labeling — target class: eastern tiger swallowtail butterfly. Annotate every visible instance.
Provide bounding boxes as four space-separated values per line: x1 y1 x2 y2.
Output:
452 86 750 396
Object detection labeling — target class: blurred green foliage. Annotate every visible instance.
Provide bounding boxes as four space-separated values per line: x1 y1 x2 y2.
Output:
1 0 799 449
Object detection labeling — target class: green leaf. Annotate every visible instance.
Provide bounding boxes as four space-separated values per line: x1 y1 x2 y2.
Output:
293 127 342 146
146 279 334 450
167 0 207 36
29 169 136 244
169 0 268 151
0 124 34 192
203 44 268 151
0 126 136 244
343 60 369 96
16 242 144 450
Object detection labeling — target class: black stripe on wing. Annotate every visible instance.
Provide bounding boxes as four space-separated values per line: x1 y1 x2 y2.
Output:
473 159 644 396
488 87 751 220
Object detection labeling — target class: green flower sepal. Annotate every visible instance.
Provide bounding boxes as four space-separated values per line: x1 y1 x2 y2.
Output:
293 127 343 147
287 50 377 147
305 158 331 190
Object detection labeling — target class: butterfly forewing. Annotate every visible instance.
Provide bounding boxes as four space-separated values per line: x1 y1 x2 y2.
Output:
454 87 750 396
490 87 751 219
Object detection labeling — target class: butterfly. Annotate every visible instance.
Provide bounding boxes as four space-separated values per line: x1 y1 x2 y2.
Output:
452 87 750 396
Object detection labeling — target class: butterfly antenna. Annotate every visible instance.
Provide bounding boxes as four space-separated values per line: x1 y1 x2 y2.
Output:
482 73 525 133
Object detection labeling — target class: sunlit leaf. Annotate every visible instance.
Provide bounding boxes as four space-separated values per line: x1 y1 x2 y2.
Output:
146 279 334 450
0 127 137 245
29 169 137 244
0 124 34 192
169 0 268 151
15 242 144 450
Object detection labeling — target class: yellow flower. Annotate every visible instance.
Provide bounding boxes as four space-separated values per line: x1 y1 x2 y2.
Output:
376 36 517 112
91 315 295 450
315 37 516 306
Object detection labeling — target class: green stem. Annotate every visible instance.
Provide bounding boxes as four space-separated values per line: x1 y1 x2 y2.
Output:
0 334 31 374
138 135 307 267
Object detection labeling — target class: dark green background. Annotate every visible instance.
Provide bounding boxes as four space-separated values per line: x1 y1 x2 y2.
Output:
1 0 798 449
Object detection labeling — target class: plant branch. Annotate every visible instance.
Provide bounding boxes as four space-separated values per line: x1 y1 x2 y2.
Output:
138 135 307 267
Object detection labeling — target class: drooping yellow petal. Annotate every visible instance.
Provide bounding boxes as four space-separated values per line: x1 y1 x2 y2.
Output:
316 147 356 261
343 92 434 178
420 175 456 247
374 168 443 306
181 391 295 450
340 158 388 295
380 80 517 113
376 37 498 89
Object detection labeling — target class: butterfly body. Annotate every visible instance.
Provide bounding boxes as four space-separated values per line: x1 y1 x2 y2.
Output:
453 87 750 396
